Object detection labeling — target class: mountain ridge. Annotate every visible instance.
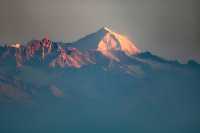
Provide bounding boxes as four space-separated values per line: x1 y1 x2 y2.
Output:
0 27 198 67
0 27 200 133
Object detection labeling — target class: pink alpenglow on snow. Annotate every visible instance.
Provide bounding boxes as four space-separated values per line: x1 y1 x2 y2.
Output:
97 27 140 61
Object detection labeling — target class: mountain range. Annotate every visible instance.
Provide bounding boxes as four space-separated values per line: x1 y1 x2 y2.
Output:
0 27 200 133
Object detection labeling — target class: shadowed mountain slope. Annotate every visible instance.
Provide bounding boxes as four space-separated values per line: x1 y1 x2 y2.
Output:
0 28 200 133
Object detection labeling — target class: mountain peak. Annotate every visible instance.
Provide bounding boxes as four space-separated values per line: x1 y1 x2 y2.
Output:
73 27 140 61
96 27 140 61
102 27 113 32
100 26 122 35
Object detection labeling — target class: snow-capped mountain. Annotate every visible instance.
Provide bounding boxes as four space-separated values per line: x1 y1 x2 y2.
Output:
0 27 200 133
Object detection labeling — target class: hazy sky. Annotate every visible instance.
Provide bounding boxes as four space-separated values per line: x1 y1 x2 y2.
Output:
0 0 199 62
